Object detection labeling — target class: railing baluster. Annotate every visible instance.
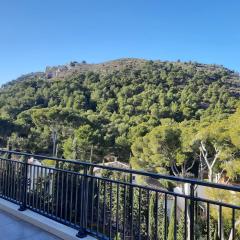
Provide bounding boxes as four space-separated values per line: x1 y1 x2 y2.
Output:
5 159 8 198
3 160 6 197
74 174 79 226
129 173 134 240
44 167 47 214
51 169 54 217
165 193 168 240
13 162 16 200
102 181 107 235
85 174 89 230
116 183 119 240
0 159 3 196
7 152 12 199
60 171 64 220
122 184 126 240
76 167 87 238
65 172 69 222
79 173 83 228
146 190 150 239
27 163 31 207
56 170 60 219
90 177 94 231
69 173 74 223
36 166 40 211
9 161 12 198
18 157 28 211
40 166 43 212
138 188 142 240
96 179 100 236
109 182 113 239
174 196 177 240
219 205 222 240
155 191 158 240
207 202 210 240
33 165 36 209
232 208 235 240
189 183 195 240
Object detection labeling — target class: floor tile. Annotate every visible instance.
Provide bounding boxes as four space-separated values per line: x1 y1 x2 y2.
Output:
0 211 61 240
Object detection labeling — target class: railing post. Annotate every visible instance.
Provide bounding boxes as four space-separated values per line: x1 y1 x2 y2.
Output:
18 156 28 211
4 148 13 197
76 166 88 238
189 183 195 240
129 172 134 238
7 148 12 160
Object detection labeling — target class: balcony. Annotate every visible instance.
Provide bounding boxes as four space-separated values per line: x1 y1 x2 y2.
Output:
0 149 239 239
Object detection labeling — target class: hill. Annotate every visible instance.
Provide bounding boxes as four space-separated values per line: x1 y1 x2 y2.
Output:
0 58 240 161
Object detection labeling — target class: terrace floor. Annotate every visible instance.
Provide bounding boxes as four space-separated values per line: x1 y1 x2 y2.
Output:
0 209 61 240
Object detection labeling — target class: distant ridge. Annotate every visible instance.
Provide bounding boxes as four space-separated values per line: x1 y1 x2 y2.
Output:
3 58 239 87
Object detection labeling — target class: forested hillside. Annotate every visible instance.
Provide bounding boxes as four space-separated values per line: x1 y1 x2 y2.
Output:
0 58 240 174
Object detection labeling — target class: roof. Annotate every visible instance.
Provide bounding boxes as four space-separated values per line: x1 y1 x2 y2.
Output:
93 160 130 172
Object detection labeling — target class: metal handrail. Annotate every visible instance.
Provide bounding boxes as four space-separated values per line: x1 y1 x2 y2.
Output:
1 149 240 192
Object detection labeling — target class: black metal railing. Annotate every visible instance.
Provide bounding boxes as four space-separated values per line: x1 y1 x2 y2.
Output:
0 149 240 239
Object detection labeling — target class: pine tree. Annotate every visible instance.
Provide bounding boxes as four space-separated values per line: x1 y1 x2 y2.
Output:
177 212 185 240
210 217 218 240
148 193 166 239
149 194 155 239
157 197 166 240
167 202 175 240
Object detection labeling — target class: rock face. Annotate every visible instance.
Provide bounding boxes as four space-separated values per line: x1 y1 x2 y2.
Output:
44 58 148 79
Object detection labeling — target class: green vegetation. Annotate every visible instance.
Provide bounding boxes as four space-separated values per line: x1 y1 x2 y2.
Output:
131 109 240 181
0 59 239 165
1 58 240 182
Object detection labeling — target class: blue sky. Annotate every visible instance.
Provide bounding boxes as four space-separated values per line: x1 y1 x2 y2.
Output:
0 0 239 84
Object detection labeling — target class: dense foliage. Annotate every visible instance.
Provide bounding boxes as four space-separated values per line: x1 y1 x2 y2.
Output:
0 59 239 164
131 109 240 180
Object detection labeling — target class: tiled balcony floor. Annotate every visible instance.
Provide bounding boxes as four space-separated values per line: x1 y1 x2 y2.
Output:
0 209 61 240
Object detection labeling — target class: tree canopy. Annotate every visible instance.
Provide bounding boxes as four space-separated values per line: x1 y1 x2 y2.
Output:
0 59 239 166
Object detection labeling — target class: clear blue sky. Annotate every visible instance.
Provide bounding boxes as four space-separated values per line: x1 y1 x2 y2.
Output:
0 0 239 84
